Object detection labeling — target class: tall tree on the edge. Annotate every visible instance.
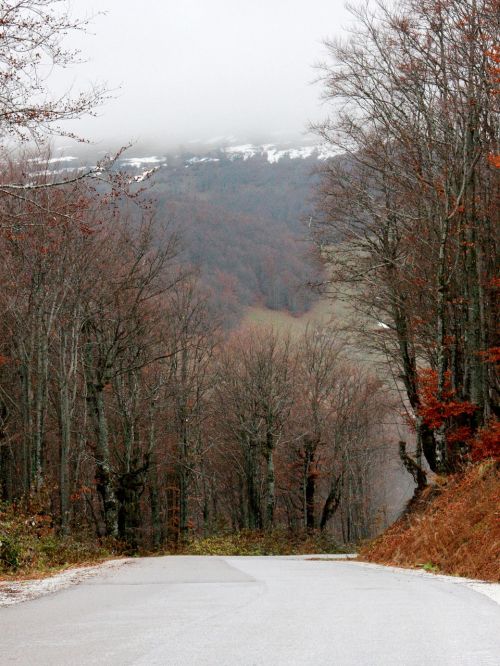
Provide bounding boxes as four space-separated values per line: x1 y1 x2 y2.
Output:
312 0 499 474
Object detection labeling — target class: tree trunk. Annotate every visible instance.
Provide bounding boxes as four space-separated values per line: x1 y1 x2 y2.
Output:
87 371 118 538
59 380 71 534
304 444 316 530
33 322 48 491
246 439 261 529
265 438 275 530
320 474 342 531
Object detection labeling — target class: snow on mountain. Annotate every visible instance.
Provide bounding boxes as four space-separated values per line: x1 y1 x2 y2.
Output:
59 143 342 175
186 156 221 165
223 144 260 160
132 167 159 183
120 156 167 168
220 143 342 163
28 156 78 165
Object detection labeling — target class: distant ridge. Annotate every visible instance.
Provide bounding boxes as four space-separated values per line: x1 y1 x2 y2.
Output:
32 142 342 177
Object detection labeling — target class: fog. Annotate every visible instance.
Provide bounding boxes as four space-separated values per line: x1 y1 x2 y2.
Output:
55 0 352 151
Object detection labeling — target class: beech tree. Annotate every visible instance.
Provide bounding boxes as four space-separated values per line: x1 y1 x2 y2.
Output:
290 324 346 529
212 328 294 529
312 0 499 475
163 279 219 541
0 0 106 147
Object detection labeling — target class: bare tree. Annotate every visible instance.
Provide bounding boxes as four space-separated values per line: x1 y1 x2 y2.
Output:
213 327 294 530
0 0 107 147
312 0 499 474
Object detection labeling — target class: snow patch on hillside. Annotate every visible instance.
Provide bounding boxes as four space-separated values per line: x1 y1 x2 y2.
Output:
222 143 342 163
223 144 260 160
187 156 221 165
120 156 166 169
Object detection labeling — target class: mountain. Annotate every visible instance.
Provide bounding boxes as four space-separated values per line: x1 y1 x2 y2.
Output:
39 143 341 325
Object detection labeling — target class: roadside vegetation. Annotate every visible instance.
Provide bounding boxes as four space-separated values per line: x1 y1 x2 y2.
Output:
360 462 500 582
175 530 349 557
0 500 115 579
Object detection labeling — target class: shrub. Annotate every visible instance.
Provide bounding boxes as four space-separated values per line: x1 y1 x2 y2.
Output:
0 534 21 571
176 529 347 557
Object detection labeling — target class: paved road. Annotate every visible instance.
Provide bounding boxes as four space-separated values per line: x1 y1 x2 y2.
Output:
2 556 500 665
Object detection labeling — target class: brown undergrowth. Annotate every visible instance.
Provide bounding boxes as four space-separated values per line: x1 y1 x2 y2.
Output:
360 461 500 582
173 529 348 556
0 501 117 580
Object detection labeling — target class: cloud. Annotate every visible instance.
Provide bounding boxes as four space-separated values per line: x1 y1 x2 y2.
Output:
53 0 351 149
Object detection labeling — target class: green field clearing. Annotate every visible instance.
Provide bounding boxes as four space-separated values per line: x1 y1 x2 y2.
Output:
242 298 350 335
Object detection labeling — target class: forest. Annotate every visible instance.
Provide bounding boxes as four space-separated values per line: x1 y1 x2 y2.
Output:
0 0 498 568
151 152 323 323
0 179 394 547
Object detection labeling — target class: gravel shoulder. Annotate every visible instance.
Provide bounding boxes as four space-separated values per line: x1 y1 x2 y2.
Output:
0 558 129 606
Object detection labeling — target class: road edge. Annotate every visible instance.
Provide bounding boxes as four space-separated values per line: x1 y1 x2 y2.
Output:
0 558 131 607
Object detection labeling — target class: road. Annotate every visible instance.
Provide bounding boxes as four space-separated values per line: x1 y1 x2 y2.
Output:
2 556 499 665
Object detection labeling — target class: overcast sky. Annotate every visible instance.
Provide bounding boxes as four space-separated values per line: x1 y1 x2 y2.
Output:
58 0 352 151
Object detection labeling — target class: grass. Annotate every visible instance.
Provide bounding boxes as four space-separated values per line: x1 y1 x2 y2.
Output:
359 461 500 582
242 299 344 336
173 529 349 557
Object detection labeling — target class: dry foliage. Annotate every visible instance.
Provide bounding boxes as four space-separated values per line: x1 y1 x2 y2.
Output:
0 501 116 579
360 462 500 582
174 529 348 557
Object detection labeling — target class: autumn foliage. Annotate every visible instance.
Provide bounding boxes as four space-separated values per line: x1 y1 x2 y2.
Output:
413 344 500 464
360 462 500 581
470 419 500 463
416 369 477 451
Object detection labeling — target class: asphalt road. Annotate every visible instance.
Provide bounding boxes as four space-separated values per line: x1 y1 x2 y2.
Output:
2 556 500 665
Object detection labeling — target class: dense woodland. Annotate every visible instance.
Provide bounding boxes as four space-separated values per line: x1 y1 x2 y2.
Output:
0 0 498 557
150 154 322 322
0 178 394 546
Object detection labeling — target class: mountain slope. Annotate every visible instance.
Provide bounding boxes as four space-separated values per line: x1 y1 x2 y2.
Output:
38 142 341 324
360 462 500 581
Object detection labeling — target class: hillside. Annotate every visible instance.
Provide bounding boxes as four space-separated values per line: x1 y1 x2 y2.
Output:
140 144 331 322
360 462 500 582
44 143 338 324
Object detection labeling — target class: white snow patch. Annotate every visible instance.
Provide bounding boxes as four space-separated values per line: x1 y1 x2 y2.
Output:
28 156 78 165
133 167 158 183
186 156 220 165
223 144 260 160
377 321 390 329
120 156 166 169
316 145 344 161
0 559 128 607
222 143 343 164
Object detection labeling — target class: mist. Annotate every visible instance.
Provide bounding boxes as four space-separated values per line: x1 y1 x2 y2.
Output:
54 0 353 151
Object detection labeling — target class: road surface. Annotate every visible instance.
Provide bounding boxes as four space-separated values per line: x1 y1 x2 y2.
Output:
2 556 500 665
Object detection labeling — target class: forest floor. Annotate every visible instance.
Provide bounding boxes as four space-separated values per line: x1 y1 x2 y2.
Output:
360 460 500 582
0 501 348 582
